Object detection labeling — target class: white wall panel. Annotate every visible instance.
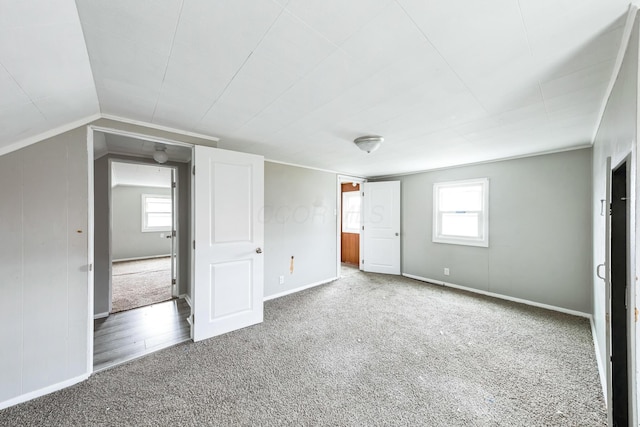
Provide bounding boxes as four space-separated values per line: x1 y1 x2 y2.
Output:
0 128 89 403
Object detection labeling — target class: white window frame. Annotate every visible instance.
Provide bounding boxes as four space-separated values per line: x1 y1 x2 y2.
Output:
141 194 172 232
432 178 489 247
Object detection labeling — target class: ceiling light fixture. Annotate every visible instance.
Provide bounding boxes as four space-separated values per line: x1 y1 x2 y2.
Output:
153 145 168 164
353 135 383 153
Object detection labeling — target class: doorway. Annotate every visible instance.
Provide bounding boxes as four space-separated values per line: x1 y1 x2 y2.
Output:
338 176 365 277
91 129 193 371
110 161 177 313
341 182 361 265
611 159 630 426
89 126 266 369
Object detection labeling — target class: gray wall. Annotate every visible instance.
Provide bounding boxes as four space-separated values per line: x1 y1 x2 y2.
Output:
93 154 192 316
112 185 171 260
592 14 639 387
264 162 338 297
395 148 593 313
0 128 88 403
94 156 110 316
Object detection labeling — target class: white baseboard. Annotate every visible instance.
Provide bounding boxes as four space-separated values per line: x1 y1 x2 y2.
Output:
264 277 338 301
112 254 171 263
181 294 192 307
94 311 109 319
402 273 591 318
590 316 608 404
0 373 89 410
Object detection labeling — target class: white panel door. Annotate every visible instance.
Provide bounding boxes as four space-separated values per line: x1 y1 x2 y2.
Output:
362 181 401 275
193 146 264 342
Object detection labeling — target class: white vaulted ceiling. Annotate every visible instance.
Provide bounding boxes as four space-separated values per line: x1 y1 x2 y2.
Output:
0 0 633 176
0 1 99 146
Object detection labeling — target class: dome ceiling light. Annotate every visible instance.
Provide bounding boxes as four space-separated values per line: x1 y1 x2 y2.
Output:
153 145 169 164
353 135 383 153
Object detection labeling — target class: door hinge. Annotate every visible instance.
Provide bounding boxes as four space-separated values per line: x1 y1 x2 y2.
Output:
192 165 196 175
361 191 364 197
193 240 195 250
172 278 176 285
362 259 364 264
362 225 364 231
172 230 176 237
89 263 93 272
172 181 177 188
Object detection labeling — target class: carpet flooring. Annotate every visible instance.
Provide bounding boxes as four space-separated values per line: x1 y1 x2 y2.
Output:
0 271 606 426
111 257 173 313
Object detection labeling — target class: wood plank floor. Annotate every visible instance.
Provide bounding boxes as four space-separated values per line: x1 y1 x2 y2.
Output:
93 298 191 372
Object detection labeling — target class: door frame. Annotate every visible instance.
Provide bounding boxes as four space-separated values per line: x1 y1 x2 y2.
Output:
86 124 194 372
607 154 636 425
603 152 637 426
336 175 366 277
108 158 180 310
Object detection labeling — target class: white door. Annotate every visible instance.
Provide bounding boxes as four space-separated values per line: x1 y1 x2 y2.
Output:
362 181 401 275
193 146 264 342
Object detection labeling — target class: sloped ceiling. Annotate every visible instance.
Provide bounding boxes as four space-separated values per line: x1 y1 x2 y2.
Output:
0 0 633 176
0 1 99 146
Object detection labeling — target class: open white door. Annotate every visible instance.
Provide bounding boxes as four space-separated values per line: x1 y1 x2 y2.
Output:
362 181 401 275
193 146 264 342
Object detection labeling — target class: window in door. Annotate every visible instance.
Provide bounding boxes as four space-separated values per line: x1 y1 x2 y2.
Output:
433 178 489 247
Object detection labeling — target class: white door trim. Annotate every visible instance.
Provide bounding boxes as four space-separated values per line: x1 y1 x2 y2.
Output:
90 125 201 149
86 127 95 374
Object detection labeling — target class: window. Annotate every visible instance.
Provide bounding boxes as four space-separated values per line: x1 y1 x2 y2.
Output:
142 194 172 232
342 191 361 234
433 178 488 247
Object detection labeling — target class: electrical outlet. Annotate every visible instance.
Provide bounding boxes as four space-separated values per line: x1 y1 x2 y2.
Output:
279 275 284 285
444 268 450 276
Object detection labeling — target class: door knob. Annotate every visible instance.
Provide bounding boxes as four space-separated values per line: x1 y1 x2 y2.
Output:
256 248 263 254
395 232 399 236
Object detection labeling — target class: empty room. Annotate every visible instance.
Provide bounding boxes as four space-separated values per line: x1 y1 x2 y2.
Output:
0 1 639 426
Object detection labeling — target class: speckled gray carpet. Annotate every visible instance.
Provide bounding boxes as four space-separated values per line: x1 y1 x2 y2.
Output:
111 257 172 313
0 271 606 426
